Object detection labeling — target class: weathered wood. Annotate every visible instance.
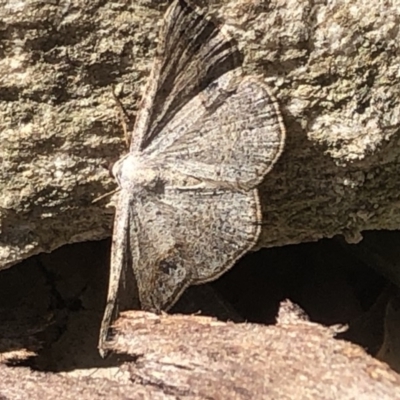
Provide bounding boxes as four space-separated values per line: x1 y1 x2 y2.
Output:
2 311 400 399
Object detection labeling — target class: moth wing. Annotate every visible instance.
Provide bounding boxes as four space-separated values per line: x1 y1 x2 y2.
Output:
133 186 261 312
143 75 285 190
132 0 242 152
98 196 139 355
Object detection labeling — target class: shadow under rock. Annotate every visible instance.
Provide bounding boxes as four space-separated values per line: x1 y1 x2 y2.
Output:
0 232 394 372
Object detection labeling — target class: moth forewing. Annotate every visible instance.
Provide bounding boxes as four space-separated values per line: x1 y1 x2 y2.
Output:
131 0 243 153
99 195 133 355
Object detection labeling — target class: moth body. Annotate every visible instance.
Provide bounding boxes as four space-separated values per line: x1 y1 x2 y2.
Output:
113 154 161 193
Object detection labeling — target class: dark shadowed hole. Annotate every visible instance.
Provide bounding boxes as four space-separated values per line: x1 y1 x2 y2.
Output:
0 230 397 372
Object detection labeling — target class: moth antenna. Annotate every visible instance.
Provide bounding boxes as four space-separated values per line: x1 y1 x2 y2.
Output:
112 85 130 147
92 188 120 204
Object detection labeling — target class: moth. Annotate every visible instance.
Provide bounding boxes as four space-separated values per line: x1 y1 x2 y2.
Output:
99 0 285 354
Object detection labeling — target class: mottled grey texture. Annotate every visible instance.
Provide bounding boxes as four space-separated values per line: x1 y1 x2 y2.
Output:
1 0 400 274
99 0 284 353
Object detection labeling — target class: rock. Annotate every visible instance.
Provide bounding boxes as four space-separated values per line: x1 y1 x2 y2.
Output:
1 0 400 268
